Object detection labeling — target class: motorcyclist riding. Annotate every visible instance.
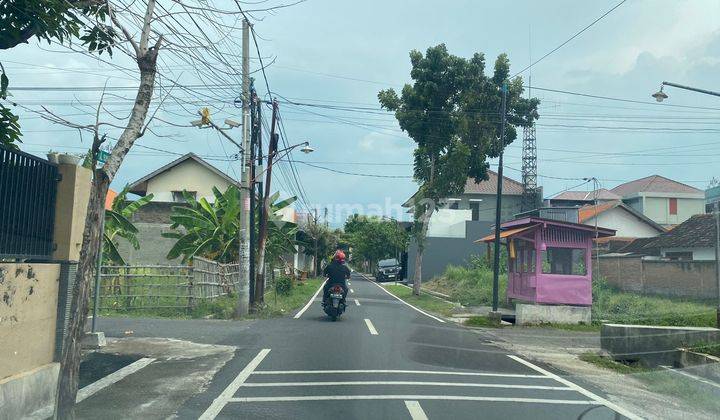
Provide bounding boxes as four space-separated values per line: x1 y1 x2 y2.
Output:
322 250 351 303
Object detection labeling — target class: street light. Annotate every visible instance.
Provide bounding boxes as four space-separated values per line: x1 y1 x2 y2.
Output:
652 80 720 327
652 86 668 102
651 81 720 102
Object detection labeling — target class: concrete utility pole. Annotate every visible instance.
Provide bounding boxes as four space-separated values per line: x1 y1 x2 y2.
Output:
314 208 319 276
491 82 508 319
236 18 251 316
715 202 720 327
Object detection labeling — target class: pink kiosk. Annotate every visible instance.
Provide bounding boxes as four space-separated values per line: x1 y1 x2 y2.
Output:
480 217 615 323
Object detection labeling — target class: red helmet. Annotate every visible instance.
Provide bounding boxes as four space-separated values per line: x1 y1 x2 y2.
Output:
333 250 346 263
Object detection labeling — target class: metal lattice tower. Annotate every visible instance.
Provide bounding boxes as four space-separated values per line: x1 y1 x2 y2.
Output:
521 123 538 211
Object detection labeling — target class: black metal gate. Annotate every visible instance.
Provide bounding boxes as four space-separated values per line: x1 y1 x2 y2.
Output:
0 146 59 259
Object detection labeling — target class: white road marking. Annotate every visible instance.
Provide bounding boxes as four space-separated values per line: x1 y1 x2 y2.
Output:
405 400 429 420
660 365 720 390
294 280 326 319
252 369 546 378
77 357 156 403
364 318 379 335
508 355 642 420
362 274 445 323
354 299 361 306
228 395 600 405
199 349 271 420
241 381 571 390
350 288 355 293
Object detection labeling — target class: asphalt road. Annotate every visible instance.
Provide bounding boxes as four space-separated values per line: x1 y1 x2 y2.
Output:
163 272 638 420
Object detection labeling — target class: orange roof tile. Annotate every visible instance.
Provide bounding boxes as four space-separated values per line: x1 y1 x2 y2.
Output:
105 189 118 210
578 201 619 223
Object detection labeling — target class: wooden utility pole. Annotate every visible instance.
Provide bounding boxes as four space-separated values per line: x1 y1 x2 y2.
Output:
255 100 279 303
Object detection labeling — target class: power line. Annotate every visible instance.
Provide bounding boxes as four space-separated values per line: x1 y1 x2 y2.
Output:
512 0 627 77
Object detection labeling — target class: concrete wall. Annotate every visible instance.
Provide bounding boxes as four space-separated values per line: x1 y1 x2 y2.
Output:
427 209 471 238
598 256 718 299
115 223 182 265
0 263 60 379
52 164 92 261
145 158 232 202
406 221 493 282
584 207 661 238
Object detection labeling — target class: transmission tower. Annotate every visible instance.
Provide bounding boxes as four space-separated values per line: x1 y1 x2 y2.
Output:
521 123 538 211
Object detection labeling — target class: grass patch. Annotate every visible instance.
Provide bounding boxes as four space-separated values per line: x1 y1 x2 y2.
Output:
592 278 717 328
686 342 720 358
580 351 720 413
250 277 324 319
423 264 508 308
384 284 456 317
534 323 601 332
97 277 325 320
463 316 501 328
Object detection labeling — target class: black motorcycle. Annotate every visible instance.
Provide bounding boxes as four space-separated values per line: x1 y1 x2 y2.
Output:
322 283 346 321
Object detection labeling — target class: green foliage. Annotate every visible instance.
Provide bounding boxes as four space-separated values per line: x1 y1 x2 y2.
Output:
343 214 408 268
591 277 716 327
297 222 342 266
103 185 154 265
165 186 299 265
384 285 456 317
424 262 508 307
464 316 501 328
378 45 539 206
163 186 242 264
0 0 118 148
260 192 300 269
274 276 293 296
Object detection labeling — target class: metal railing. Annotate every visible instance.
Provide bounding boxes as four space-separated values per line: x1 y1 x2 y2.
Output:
0 146 59 260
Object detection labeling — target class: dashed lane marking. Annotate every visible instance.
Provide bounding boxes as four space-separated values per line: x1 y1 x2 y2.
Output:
354 299 361 306
364 318 379 335
405 400 429 420
199 349 271 420
350 288 355 293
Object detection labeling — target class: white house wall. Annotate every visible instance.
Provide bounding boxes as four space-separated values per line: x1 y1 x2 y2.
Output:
144 159 233 202
427 209 471 238
643 196 704 226
585 208 661 238
661 247 716 261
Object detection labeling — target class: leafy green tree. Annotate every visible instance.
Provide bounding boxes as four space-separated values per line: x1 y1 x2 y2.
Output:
344 214 408 270
259 193 300 278
378 44 538 294
0 0 117 148
298 222 342 276
102 185 153 265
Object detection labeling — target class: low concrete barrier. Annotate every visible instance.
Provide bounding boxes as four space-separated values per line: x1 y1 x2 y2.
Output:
515 303 591 325
601 324 720 366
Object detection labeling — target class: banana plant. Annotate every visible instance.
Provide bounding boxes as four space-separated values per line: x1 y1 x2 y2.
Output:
103 185 154 265
163 185 241 264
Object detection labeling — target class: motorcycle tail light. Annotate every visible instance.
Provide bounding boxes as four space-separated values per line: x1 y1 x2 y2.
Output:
331 285 343 293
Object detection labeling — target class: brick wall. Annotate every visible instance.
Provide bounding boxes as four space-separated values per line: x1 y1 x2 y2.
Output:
598 256 718 299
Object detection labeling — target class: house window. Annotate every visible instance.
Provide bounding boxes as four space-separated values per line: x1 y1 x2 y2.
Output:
541 247 586 275
470 201 480 221
669 198 678 215
172 190 196 203
665 251 692 261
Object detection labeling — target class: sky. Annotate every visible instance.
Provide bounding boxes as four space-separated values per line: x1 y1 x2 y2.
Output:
6 0 720 226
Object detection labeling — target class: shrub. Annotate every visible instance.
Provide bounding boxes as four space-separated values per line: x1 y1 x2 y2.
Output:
275 276 293 296
424 264 507 307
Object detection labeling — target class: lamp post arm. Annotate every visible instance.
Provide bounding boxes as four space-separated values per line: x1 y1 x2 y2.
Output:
662 81 720 98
